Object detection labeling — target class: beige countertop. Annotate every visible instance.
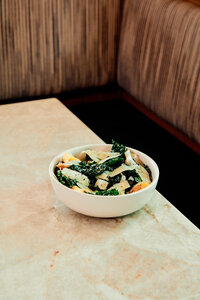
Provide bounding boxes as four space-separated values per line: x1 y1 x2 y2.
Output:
0 98 200 300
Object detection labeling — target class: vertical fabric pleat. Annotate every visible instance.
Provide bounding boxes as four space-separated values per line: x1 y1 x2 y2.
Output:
118 0 200 144
0 0 122 100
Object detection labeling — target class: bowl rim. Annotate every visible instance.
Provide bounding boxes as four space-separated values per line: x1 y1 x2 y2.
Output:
49 143 159 198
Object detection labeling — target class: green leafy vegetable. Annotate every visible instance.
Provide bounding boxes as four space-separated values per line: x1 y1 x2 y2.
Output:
56 170 77 188
96 189 119 196
124 170 141 182
111 140 126 155
88 177 97 191
70 162 108 177
104 156 125 168
107 174 121 189
69 157 124 178
56 169 65 185
69 161 89 175
123 170 141 192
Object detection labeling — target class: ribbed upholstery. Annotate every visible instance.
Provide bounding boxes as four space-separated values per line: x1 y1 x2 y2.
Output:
0 0 121 100
118 0 200 144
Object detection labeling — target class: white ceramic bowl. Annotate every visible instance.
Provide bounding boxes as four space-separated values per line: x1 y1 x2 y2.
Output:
49 144 159 218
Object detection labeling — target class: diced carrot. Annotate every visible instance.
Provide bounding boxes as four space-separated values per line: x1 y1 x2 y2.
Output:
72 186 84 193
129 182 150 193
62 153 80 163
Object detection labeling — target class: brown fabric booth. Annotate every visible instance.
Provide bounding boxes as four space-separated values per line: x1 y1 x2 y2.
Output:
0 0 199 147
118 0 200 146
0 0 122 99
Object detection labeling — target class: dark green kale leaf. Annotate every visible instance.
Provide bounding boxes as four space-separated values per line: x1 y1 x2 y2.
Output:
104 156 125 168
56 170 77 188
123 170 141 192
88 164 108 177
144 164 152 181
107 174 121 189
68 153 125 187
69 161 107 178
56 169 65 185
87 156 125 176
69 161 89 175
96 189 119 196
111 140 126 155
88 177 97 191
63 176 77 188
69 156 124 179
123 170 141 182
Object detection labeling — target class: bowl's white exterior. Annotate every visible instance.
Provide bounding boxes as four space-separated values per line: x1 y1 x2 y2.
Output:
49 144 159 218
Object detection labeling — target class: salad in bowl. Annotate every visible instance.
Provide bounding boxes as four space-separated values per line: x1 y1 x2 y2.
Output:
55 141 152 196
49 141 159 217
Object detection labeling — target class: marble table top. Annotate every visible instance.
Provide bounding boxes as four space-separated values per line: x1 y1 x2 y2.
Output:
0 98 200 300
